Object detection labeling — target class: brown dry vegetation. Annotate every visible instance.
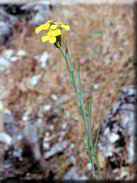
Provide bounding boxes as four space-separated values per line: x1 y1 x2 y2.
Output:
1 4 135 179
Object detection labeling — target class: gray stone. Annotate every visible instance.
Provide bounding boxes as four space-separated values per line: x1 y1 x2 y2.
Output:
39 52 49 68
0 8 17 44
0 132 12 146
63 166 80 180
21 2 51 26
120 103 135 111
3 110 18 136
45 140 68 159
112 101 121 113
63 166 88 180
0 56 11 72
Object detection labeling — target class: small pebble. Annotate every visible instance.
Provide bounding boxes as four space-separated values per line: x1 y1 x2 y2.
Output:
51 94 58 101
109 133 119 143
16 49 27 57
43 104 51 112
0 132 12 146
43 142 50 150
27 74 41 86
39 51 49 68
61 123 67 129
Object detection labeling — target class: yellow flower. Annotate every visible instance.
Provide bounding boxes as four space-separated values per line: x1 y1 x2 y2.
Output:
35 20 53 34
41 29 61 44
35 20 70 44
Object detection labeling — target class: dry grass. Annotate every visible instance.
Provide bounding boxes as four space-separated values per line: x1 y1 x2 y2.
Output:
1 4 135 178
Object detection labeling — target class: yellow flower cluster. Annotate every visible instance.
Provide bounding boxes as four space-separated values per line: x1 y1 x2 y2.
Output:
35 20 70 44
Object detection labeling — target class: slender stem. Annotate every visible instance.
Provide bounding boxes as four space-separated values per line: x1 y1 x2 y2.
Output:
58 44 102 180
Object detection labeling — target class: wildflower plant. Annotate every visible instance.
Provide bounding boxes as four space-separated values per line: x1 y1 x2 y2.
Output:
35 20 102 180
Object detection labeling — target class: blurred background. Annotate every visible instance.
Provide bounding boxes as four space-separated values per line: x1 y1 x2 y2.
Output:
0 0 136 180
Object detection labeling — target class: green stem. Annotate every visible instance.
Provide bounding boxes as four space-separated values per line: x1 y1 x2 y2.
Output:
58 44 102 180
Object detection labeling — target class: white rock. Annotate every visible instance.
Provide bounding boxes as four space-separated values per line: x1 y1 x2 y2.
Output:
128 138 134 163
16 49 27 57
51 94 58 100
61 123 67 129
120 169 129 179
2 49 14 60
43 104 51 112
104 127 110 135
0 56 11 71
70 143 75 149
27 74 41 86
87 162 93 170
45 140 68 159
0 101 4 112
105 145 113 156
0 132 12 146
68 155 76 164
22 115 29 121
94 83 100 90
45 132 50 138
49 125 54 130
39 52 49 68
10 56 18 62
109 132 119 143
43 142 50 150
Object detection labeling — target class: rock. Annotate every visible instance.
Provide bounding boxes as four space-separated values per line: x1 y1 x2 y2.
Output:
120 111 135 135
112 101 121 114
2 49 14 60
121 87 136 96
120 167 129 179
39 51 49 68
61 122 67 130
127 137 135 163
63 166 80 180
51 94 58 101
67 155 76 165
109 133 119 143
0 56 11 72
63 166 88 180
97 86 136 178
120 103 136 111
1 49 26 64
0 132 12 147
16 49 27 57
0 7 17 45
26 74 41 87
43 104 51 112
43 142 50 150
56 95 70 105
0 49 25 72
87 162 93 171
3 109 18 136
45 140 69 159
22 122 45 165
21 2 51 26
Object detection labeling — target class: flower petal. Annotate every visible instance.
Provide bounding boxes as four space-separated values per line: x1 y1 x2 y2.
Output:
35 25 45 34
53 29 61 36
48 35 56 44
51 29 61 36
48 29 61 37
41 35 49 43
35 23 50 34
61 24 70 31
50 24 58 30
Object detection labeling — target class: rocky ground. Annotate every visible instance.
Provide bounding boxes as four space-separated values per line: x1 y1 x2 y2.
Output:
0 2 136 180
